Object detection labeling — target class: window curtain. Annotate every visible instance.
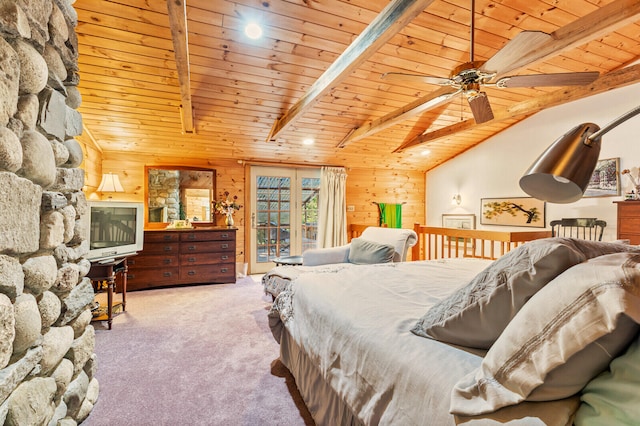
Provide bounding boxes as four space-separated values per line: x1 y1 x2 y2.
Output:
317 166 347 248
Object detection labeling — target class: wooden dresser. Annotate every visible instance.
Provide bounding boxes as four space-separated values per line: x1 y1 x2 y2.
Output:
127 227 236 291
614 201 640 244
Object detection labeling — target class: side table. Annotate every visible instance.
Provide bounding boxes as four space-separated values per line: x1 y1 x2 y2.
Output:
87 255 133 329
272 255 303 266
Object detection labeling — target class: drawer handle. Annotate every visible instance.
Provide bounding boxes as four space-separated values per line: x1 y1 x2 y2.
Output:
127 274 135 279
221 268 228 273
188 234 196 240
164 246 172 252
188 245 196 251
221 243 229 249
188 270 196 276
221 255 228 260
221 233 229 238
163 259 172 264
163 272 172 277
163 235 171 241
187 257 196 262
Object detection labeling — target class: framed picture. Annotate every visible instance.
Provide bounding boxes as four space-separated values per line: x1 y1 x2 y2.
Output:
442 214 476 230
442 214 476 249
480 197 546 228
584 157 620 197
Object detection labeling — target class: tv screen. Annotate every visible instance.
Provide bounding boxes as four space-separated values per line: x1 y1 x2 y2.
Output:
86 201 144 261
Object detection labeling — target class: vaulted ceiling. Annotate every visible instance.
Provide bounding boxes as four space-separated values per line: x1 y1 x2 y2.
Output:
74 0 640 171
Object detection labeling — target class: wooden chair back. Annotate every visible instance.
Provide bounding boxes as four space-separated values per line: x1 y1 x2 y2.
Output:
549 218 606 241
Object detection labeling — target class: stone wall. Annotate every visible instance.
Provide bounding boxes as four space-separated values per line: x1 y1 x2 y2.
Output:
0 1 98 425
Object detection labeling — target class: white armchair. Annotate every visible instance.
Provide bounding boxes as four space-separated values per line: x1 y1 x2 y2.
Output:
302 226 418 266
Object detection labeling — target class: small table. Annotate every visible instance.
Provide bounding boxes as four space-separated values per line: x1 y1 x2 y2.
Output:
87 255 133 329
273 255 303 266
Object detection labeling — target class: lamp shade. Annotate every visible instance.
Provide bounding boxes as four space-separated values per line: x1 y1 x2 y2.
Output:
519 123 601 203
97 173 125 193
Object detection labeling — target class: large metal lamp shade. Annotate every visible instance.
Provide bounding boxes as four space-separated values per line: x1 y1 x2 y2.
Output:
519 123 601 203
520 105 640 204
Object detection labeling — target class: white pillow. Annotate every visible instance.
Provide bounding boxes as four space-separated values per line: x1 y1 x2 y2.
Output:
450 252 640 416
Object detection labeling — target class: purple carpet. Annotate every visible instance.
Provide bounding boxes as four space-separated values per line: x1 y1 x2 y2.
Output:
82 276 314 425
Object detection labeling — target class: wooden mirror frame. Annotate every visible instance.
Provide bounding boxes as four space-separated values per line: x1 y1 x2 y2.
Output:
144 165 217 229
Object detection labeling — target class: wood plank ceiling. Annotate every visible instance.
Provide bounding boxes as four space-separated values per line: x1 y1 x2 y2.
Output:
74 0 640 171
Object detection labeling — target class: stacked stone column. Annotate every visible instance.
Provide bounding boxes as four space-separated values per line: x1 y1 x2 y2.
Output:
0 1 98 424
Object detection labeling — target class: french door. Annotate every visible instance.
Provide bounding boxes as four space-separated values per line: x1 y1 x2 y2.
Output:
249 166 320 274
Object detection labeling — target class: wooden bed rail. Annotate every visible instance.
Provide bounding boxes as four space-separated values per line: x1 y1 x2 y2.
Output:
411 223 552 261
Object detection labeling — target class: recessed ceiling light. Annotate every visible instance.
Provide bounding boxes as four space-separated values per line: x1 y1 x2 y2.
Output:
421 149 431 156
245 22 263 39
303 138 314 145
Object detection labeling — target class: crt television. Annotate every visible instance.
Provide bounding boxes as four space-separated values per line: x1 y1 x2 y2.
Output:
86 201 144 261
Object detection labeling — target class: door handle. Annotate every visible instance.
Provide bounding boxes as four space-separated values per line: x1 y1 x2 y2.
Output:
251 212 256 229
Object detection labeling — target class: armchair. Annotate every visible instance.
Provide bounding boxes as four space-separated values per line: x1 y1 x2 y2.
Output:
302 226 418 266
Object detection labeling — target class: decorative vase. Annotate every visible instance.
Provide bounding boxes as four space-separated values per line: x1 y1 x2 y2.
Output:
225 213 234 227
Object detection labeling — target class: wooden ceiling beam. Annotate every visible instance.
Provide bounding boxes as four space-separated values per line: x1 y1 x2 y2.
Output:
166 0 195 134
341 0 640 148
489 0 640 79
266 0 437 142
395 63 640 152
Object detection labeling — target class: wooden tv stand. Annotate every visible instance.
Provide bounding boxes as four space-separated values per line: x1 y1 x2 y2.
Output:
126 227 236 291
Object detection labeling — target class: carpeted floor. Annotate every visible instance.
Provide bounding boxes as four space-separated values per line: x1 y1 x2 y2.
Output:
82 276 314 426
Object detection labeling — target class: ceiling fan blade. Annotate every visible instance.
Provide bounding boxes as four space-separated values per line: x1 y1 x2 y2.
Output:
467 92 494 124
481 31 552 74
381 72 453 86
495 71 600 88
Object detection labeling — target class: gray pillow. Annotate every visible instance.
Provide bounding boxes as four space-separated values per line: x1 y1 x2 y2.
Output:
348 238 395 265
450 252 640 416
412 238 639 349
411 238 587 348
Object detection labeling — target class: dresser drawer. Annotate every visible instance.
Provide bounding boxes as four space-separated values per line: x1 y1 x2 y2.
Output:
141 242 179 255
179 263 236 283
180 252 233 266
180 230 235 242
144 232 180 243
129 254 179 269
127 267 180 289
179 241 235 254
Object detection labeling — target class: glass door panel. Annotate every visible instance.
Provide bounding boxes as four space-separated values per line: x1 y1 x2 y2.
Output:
249 166 320 274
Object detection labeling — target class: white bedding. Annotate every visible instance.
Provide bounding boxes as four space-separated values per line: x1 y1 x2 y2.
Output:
269 259 580 425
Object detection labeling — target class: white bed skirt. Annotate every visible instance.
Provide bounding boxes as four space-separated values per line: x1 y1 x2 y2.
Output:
280 327 363 426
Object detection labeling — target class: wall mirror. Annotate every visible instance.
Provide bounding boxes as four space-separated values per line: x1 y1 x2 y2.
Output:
144 166 216 227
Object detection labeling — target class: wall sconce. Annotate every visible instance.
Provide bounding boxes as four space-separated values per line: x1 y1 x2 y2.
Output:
97 173 124 199
520 105 640 203
452 194 462 205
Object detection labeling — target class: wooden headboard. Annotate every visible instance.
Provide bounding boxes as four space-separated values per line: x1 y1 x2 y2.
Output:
411 223 552 261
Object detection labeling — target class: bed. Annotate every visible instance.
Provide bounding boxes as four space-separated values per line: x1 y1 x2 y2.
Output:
267 226 640 425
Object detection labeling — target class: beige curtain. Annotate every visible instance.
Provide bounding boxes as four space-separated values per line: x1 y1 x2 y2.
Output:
317 166 347 248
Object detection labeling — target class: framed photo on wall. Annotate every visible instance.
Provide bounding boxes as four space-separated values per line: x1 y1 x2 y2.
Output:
584 157 620 197
480 197 546 228
442 214 476 248
442 214 476 230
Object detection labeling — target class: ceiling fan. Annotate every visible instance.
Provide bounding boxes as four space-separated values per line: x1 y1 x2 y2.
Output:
381 0 600 124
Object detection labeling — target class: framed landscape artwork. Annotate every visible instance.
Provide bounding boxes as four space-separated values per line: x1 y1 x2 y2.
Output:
480 197 546 228
584 157 620 197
